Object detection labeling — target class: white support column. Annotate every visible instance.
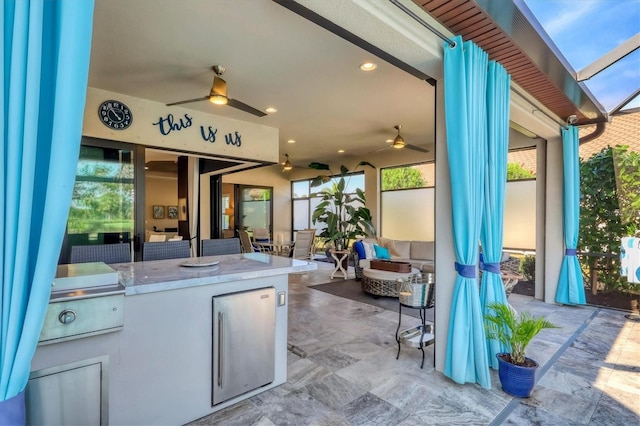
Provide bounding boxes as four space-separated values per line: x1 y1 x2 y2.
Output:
434 80 455 372
535 139 546 300
544 136 564 303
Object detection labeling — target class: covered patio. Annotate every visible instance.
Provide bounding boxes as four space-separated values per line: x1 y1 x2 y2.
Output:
189 263 640 425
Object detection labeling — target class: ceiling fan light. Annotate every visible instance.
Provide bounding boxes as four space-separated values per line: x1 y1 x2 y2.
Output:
209 76 228 105
282 154 293 171
392 136 405 149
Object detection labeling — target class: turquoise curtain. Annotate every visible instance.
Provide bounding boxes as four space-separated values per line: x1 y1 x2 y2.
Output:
555 125 586 305
0 0 95 416
443 36 491 389
479 61 511 369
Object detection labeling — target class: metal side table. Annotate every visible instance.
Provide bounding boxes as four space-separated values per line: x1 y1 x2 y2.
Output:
395 273 435 369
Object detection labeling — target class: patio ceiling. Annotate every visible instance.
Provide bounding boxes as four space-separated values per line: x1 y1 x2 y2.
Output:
412 0 626 125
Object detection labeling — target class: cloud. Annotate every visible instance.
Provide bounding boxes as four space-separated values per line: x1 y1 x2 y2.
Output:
537 0 600 39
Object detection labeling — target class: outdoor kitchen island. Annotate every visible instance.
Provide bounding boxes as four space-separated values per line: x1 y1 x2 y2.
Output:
29 253 316 425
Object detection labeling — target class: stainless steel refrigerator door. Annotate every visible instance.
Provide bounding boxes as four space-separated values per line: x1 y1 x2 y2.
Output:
212 287 276 405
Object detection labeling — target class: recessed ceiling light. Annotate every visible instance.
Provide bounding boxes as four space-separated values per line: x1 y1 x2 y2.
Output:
338 149 345 153
385 139 393 143
265 107 277 113
360 62 377 71
287 139 296 144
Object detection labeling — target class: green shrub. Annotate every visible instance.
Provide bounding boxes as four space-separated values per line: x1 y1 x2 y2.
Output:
520 255 535 281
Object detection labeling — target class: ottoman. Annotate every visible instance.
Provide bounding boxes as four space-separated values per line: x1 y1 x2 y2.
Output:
361 267 420 297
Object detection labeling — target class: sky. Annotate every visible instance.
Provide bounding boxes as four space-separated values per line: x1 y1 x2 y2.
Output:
524 0 640 112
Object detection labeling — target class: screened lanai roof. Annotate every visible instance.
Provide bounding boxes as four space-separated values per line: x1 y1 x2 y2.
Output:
523 0 640 115
414 0 640 124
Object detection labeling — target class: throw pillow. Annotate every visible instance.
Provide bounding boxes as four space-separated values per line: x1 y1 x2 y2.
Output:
373 244 391 260
353 240 366 260
362 241 375 259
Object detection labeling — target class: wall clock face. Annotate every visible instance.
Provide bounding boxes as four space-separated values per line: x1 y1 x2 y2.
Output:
98 100 133 130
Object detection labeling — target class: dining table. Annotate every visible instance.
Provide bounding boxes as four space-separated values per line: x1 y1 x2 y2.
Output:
254 240 294 257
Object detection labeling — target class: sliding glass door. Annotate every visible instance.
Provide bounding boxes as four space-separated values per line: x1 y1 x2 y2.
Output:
60 141 136 263
237 185 272 239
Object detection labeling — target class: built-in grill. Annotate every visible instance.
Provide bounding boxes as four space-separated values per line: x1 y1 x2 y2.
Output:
40 262 125 345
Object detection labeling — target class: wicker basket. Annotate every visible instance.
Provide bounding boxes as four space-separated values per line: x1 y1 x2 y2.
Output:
398 273 435 307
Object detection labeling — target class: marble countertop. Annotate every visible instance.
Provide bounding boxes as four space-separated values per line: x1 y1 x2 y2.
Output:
110 253 317 295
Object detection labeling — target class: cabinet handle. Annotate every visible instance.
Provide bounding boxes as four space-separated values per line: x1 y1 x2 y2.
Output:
217 312 223 388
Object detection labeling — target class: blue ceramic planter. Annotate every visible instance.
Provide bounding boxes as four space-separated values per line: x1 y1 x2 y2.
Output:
496 353 539 398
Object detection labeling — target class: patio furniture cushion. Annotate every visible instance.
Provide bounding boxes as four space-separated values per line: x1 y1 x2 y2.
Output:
362 241 375 259
391 240 411 259
410 241 435 261
373 245 391 259
353 240 366 260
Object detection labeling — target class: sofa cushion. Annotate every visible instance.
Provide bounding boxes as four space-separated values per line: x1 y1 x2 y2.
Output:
373 244 391 260
377 237 396 251
362 241 375 259
391 240 411 259
410 241 434 260
353 240 366 260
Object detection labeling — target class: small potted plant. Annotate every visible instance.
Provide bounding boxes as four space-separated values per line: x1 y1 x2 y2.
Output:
484 302 559 397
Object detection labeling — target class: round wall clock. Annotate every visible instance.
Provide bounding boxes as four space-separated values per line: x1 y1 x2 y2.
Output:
98 100 133 130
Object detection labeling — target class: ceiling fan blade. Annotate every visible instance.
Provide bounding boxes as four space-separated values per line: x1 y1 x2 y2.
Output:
166 96 210 107
405 144 430 153
367 146 390 155
227 98 267 117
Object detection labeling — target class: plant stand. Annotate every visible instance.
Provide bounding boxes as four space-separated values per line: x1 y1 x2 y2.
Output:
395 302 434 369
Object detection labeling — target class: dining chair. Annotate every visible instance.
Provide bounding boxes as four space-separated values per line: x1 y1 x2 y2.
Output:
201 238 241 256
238 230 258 253
70 243 132 264
291 229 316 260
252 228 270 243
142 241 191 261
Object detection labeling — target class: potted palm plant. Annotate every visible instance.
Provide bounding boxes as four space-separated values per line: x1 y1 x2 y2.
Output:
309 162 376 259
484 302 559 397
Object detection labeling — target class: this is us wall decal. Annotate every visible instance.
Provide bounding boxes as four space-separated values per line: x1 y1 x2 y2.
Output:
152 113 242 147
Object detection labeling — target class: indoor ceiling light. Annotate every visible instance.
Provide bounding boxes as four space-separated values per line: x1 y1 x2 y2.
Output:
338 149 345 153
287 139 296 144
208 73 228 105
360 62 377 71
392 124 406 149
265 107 277 113
282 154 293 171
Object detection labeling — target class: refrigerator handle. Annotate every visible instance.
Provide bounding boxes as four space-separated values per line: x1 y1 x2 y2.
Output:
217 311 224 388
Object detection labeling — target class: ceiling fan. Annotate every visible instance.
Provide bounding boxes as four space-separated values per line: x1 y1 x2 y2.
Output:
166 65 266 117
370 125 429 154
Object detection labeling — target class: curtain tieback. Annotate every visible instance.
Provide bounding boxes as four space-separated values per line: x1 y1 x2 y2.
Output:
566 248 577 256
479 260 501 274
455 262 476 278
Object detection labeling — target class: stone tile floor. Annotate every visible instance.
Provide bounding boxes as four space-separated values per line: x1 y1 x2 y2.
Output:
190 262 640 425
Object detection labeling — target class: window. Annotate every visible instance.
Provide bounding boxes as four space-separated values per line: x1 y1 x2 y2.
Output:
507 148 537 181
61 144 135 263
380 163 433 240
291 172 365 232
